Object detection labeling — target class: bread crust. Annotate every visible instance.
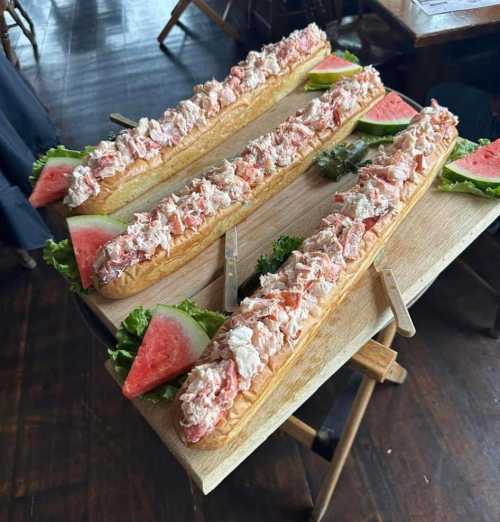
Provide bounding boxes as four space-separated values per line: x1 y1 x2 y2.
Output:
95 90 386 299
175 128 458 450
73 43 331 215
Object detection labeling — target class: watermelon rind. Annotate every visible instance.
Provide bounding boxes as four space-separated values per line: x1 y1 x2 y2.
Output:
356 117 413 136
308 63 362 84
443 162 500 189
152 304 210 352
356 92 418 136
66 214 127 235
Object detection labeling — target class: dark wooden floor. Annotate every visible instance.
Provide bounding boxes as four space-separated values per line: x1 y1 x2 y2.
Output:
2 1 500 521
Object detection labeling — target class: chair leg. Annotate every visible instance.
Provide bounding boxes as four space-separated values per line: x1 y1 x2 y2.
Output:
0 10 19 67
8 3 38 59
13 0 35 36
157 0 192 43
309 375 376 522
192 0 240 41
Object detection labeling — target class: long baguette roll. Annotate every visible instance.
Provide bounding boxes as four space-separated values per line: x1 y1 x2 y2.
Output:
65 25 331 215
174 101 459 449
94 69 386 299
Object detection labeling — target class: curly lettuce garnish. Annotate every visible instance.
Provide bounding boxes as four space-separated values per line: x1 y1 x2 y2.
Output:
43 239 85 294
256 235 304 276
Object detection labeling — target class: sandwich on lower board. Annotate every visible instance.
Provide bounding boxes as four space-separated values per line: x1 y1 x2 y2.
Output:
93 67 386 299
174 101 459 449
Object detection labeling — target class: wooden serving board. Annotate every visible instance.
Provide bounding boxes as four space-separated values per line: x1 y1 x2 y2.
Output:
82 86 500 494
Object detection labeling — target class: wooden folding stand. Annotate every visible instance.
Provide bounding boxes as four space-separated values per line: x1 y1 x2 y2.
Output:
157 0 239 45
282 321 407 522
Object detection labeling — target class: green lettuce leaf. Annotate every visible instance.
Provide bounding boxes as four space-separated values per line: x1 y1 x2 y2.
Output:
334 49 360 64
447 137 491 163
175 298 226 338
108 301 224 404
256 235 303 276
30 145 93 186
43 239 85 294
438 178 500 198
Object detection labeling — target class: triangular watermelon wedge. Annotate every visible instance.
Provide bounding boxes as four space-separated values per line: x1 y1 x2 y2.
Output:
67 215 126 289
444 139 500 189
29 147 89 208
357 92 418 136
122 305 210 399
308 53 362 84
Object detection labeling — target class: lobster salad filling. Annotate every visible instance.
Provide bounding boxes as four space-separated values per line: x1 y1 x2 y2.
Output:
179 100 458 443
95 67 384 285
64 24 328 208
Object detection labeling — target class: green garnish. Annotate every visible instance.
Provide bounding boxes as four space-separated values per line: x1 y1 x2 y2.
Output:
256 235 304 276
316 134 394 181
447 137 491 163
43 239 85 294
108 300 226 404
334 49 360 64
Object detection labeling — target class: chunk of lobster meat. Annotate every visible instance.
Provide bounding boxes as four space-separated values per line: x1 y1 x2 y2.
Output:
168 210 185 235
340 222 366 261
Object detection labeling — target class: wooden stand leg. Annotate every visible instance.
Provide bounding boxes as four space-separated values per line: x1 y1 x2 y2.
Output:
385 361 407 384
157 0 192 43
309 375 376 522
377 320 397 347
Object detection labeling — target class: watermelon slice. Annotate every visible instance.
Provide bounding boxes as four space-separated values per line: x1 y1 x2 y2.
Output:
356 92 418 136
29 146 90 208
67 215 126 289
122 305 210 399
443 139 500 189
308 54 362 84
29 157 81 207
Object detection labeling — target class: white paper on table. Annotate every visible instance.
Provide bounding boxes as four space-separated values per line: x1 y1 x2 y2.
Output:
413 0 500 15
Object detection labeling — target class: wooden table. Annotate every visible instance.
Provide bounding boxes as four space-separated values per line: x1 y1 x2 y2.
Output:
83 85 500 495
366 0 500 100
367 0 500 47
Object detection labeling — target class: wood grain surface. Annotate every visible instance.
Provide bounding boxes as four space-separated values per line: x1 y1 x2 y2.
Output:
368 0 500 47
